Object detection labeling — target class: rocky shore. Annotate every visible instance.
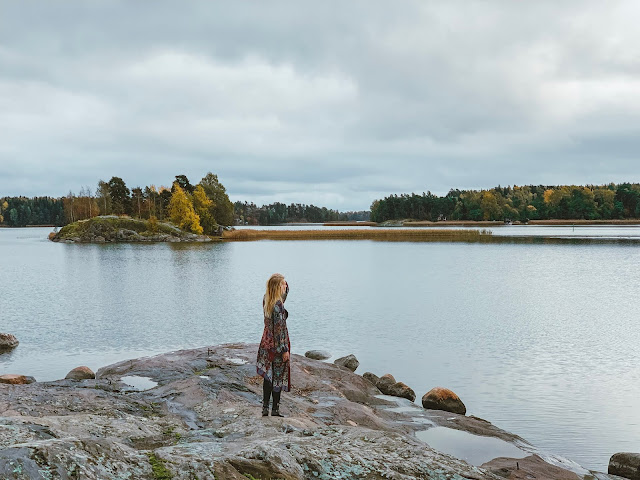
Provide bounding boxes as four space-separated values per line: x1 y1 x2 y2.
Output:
0 344 624 479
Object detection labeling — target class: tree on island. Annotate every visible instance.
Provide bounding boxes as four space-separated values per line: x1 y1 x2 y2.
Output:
96 180 112 215
199 172 234 226
173 175 194 195
167 183 203 234
108 177 131 215
192 185 217 234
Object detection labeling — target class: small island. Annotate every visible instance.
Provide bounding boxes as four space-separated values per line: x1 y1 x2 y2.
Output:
49 216 219 243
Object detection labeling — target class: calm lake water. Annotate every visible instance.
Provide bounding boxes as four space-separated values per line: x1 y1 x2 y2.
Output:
1 226 639 471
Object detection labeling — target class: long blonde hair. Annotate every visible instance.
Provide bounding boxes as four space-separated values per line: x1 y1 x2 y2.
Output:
264 273 285 318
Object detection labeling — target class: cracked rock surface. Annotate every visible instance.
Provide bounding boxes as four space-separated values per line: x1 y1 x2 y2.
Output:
0 343 616 479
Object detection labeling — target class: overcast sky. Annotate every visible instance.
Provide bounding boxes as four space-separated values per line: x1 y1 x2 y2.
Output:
1 1 639 210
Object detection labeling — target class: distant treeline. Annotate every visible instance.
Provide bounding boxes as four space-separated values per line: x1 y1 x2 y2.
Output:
0 197 65 227
370 183 640 222
234 201 370 225
1 174 369 230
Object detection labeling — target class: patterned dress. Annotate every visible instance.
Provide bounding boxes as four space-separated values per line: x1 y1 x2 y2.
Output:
256 285 291 392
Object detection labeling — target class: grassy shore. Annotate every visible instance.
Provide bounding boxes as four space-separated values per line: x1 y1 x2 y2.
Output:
223 228 492 242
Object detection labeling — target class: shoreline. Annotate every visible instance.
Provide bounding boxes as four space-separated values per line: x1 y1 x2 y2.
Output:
0 343 617 479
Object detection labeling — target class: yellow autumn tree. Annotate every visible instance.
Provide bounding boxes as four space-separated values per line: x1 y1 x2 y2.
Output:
168 183 203 234
192 185 216 235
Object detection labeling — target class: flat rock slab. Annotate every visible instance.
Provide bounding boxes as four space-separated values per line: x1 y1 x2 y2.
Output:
0 343 600 480
482 455 581 480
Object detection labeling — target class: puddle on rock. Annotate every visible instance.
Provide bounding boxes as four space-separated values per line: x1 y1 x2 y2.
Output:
120 376 158 391
388 406 420 413
224 357 248 365
416 427 527 466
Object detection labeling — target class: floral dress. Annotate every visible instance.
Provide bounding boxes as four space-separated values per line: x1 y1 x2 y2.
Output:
256 285 290 392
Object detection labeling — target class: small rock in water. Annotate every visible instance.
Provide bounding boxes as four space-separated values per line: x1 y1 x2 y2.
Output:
609 452 640 480
388 382 416 402
0 333 19 351
376 374 396 395
422 387 466 415
362 372 380 385
305 350 331 360
333 354 359 372
65 366 96 380
0 374 35 385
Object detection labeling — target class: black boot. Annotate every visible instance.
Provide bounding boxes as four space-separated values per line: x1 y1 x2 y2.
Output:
262 378 272 417
271 391 284 417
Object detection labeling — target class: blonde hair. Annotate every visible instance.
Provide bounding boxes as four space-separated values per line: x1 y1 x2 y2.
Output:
264 273 285 318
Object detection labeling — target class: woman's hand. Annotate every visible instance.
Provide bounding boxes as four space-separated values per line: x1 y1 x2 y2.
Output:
283 351 290 362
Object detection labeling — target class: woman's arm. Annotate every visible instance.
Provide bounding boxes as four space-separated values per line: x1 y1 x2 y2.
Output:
272 303 289 354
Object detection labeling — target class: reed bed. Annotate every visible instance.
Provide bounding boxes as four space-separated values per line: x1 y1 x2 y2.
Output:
223 228 493 242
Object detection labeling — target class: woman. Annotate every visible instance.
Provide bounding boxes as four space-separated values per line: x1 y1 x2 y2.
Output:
256 273 291 417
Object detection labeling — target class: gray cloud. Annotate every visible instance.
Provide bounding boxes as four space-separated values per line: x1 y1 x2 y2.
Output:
1 1 639 210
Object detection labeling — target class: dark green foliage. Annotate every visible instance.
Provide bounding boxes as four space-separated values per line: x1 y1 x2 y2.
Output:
173 175 194 194
234 201 368 225
108 177 131 215
0 197 65 226
370 184 640 222
199 172 234 226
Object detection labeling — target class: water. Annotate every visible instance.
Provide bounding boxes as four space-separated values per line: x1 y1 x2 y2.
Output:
416 427 527 466
1 227 639 471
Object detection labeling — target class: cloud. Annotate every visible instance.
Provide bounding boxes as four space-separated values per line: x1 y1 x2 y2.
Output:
1 1 639 209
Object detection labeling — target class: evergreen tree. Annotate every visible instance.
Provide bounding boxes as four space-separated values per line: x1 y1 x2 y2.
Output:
108 177 131 215
199 172 234 225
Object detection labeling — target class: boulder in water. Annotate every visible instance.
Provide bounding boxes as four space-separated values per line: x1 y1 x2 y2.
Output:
0 333 19 351
422 387 466 415
388 381 416 402
333 354 359 372
305 350 331 360
609 452 640 479
376 374 396 395
65 366 96 381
